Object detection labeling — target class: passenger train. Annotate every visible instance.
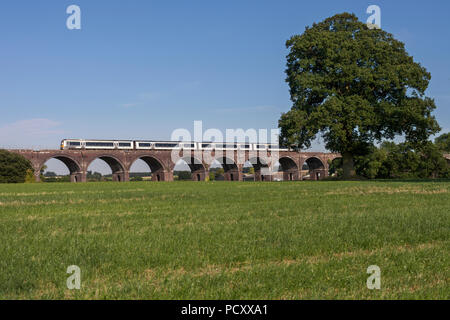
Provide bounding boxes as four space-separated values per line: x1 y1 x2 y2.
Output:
60 139 289 151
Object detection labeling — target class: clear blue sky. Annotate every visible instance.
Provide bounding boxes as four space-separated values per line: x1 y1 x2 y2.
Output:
1 0 449 172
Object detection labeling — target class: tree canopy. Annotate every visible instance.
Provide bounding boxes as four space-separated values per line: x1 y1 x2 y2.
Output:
279 13 440 178
435 133 450 152
0 150 33 183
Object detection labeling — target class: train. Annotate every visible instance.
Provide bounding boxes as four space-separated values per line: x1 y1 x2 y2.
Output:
60 139 289 151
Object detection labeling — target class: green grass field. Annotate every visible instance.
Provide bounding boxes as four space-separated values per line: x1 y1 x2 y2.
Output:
0 180 448 299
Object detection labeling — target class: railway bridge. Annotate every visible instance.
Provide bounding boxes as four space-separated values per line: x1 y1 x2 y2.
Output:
9 149 340 182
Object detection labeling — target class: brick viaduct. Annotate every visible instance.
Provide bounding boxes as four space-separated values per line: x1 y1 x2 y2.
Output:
8 149 341 182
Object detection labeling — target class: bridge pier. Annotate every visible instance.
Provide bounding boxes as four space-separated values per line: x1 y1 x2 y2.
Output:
151 170 174 181
253 167 273 181
254 171 272 181
191 169 207 181
164 170 174 181
33 168 41 182
80 171 87 182
237 165 244 181
70 172 85 183
310 169 328 180
111 171 129 182
282 170 299 181
151 170 163 181
223 168 242 181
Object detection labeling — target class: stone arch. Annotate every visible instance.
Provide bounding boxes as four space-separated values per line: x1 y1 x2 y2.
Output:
301 156 326 180
130 155 166 181
180 156 207 181
87 155 127 182
247 156 271 181
38 155 82 183
213 156 240 181
278 156 299 181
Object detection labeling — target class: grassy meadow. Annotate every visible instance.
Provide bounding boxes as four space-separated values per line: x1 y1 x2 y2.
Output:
0 180 448 299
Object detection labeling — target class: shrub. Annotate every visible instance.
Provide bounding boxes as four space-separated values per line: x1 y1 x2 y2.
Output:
0 150 33 183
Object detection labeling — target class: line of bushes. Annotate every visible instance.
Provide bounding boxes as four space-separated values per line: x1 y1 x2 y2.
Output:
329 141 450 179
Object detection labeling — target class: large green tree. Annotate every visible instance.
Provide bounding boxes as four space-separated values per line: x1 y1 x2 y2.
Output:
279 13 440 178
435 133 450 152
0 149 33 183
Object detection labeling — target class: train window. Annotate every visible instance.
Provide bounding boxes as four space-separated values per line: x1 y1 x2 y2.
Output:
202 143 211 148
139 143 152 147
182 143 195 148
216 144 236 149
256 144 267 149
155 143 178 148
68 142 81 146
119 143 131 147
85 142 114 147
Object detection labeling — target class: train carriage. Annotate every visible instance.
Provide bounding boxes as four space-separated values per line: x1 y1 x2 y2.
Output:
61 139 287 151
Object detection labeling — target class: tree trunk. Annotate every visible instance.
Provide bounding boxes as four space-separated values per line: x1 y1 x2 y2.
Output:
342 152 356 179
